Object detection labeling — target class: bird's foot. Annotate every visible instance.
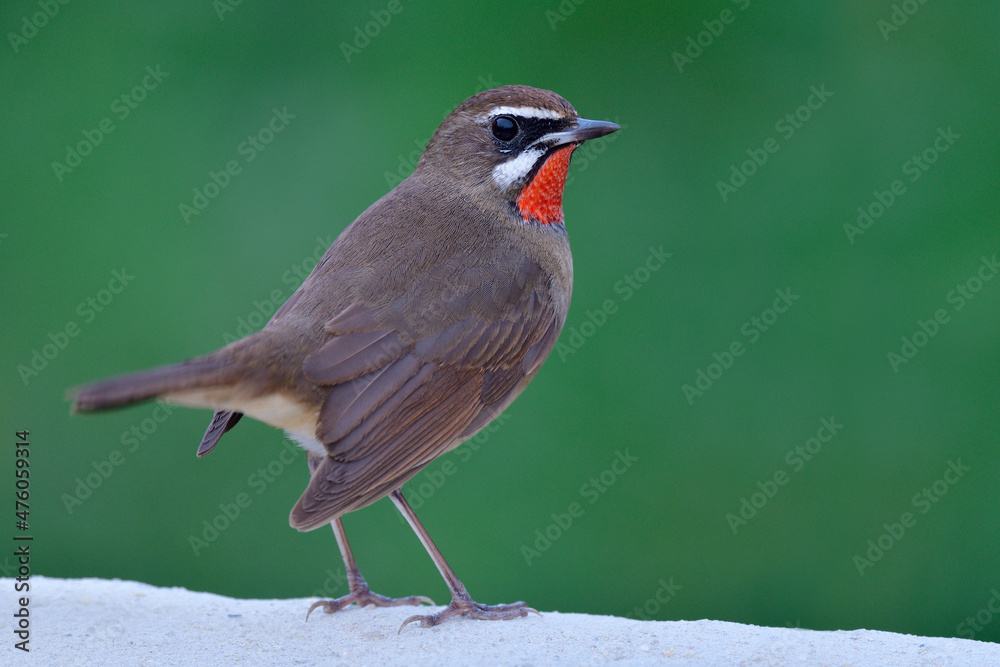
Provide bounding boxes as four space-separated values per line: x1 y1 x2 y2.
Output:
307 582 433 620
399 589 538 631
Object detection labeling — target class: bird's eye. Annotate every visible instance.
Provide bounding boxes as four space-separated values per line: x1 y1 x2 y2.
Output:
491 116 519 142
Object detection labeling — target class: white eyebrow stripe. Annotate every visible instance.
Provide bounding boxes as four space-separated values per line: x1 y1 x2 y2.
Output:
483 106 565 121
492 145 546 189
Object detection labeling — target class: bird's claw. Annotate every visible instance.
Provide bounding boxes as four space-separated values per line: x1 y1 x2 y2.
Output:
307 586 433 620
398 595 538 632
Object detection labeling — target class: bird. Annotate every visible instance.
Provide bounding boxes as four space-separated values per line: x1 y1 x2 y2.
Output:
70 85 619 628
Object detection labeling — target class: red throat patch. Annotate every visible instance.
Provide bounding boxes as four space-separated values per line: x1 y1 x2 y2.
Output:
516 145 576 225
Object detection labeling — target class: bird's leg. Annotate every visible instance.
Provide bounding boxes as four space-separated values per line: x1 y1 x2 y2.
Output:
306 456 432 619
306 517 433 619
390 489 538 630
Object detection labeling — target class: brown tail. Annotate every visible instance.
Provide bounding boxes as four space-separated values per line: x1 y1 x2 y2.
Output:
69 354 236 413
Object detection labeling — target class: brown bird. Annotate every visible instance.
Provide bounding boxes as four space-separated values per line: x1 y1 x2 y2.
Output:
70 85 618 628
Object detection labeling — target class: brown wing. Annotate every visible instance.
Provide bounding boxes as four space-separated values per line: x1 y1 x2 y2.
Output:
288 256 564 531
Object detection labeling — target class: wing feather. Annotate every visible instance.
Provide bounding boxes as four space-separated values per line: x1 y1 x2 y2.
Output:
303 331 403 384
289 254 566 530
315 354 425 444
291 366 482 529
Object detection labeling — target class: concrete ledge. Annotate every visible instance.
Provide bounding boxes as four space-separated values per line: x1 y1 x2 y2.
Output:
3 577 999 665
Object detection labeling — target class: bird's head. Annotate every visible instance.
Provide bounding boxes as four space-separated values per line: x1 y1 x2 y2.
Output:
416 85 619 226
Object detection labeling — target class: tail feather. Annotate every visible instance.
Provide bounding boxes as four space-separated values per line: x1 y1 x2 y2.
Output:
70 356 234 412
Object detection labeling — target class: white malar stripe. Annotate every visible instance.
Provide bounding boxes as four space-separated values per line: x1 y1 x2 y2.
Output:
483 106 565 121
492 146 546 189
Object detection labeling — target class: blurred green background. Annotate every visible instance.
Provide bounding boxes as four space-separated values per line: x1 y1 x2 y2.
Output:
3 0 1000 644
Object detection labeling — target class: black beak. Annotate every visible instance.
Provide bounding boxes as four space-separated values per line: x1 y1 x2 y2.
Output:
545 118 620 146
